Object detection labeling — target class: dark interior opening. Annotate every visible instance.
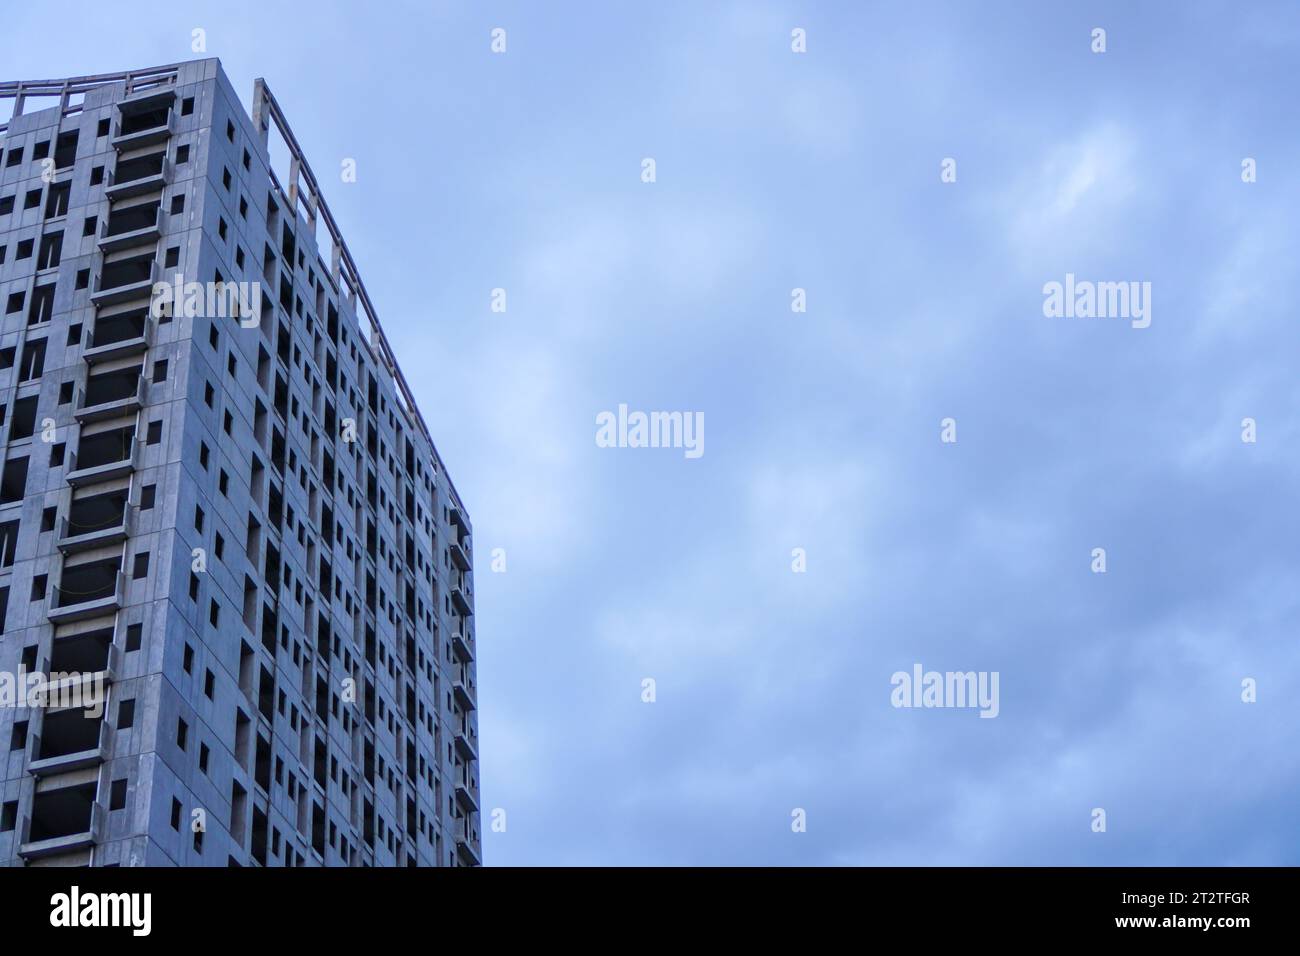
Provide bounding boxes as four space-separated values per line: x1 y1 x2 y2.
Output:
99 253 153 290
74 426 135 471
49 627 113 673
67 489 128 534
55 557 120 607
36 709 103 760
90 309 147 349
83 366 142 407
111 151 164 185
118 105 169 136
28 782 97 842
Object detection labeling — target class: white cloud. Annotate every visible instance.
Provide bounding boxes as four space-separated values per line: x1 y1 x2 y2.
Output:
997 122 1141 267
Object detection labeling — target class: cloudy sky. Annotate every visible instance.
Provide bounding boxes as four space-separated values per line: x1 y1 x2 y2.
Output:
8 0 1298 864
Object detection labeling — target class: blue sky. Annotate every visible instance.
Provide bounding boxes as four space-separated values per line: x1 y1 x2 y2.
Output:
8 0 1299 864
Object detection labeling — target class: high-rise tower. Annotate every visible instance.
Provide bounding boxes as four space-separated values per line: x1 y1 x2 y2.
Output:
0 59 479 867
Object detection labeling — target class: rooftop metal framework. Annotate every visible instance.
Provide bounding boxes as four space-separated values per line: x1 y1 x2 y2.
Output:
0 62 184 133
249 77 442 458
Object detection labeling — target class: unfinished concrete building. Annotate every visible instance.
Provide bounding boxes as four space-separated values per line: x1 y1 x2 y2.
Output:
0 59 480 866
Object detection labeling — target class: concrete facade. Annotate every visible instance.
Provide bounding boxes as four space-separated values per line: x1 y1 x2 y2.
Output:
0 59 480 866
